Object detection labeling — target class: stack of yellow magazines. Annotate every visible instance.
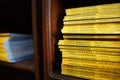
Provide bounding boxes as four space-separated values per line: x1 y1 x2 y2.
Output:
58 3 120 80
0 33 34 63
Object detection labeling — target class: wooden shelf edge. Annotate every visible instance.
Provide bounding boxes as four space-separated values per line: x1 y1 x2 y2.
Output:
49 71 88 80
0 58 34 72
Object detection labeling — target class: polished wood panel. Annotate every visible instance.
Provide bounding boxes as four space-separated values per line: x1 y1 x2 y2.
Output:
32 0 43 80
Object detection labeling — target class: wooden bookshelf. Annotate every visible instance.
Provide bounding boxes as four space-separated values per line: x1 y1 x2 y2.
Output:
0 0 43 80
42 0 119 80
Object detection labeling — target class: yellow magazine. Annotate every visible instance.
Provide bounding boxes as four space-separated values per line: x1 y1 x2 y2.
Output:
0 51 8 57
0 33 9 36
0 37 10 42
62 58 120 69
62 66 120 78
64 18 120 25
62 64 120 74
63 35 120 39
62 23 120 34
60 49 120 56
62 69 120 80
61 51 120 62
58 40 120 48
64 12 120 21
59 46 120 52
66 3 120 15
0 48 6 51
0 43 4 48
0 56 11 62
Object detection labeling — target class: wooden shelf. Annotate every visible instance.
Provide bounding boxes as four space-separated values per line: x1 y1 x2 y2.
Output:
0 58 34 72
49 71 88 80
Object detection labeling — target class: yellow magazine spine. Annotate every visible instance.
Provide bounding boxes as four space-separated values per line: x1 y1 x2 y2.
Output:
62 23 120 34
62 69 94 80
66 3 120 15
62 66 120 78
0 43 4 48
62 58 120 69
62 69 120 80
61 51 120 62
66 5 120 15
0 49 8 57
0 37 10 42
0 51 8 57
60 49 120 56
0 33 9 36
0 48 6 51
59 46 120 52
64 18 120 25
63 35 120 39
62 69 114 80
61 64 120 74
64 12 120 21
58 40 120 48
0 56 11 62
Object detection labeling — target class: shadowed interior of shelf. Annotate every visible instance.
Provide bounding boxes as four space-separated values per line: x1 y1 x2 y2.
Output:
0 0 32 33
0 65 35 80
61 0 119 9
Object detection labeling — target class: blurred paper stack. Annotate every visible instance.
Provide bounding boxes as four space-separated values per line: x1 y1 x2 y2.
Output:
0 33 34 63
58 3 120 80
